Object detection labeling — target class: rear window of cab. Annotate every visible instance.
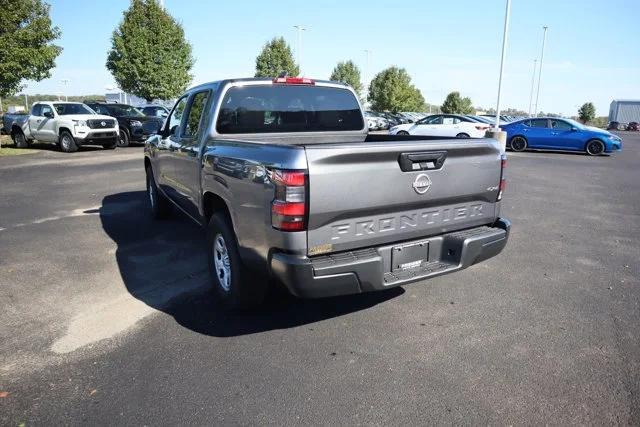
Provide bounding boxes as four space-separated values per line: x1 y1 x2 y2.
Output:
216 85 364 134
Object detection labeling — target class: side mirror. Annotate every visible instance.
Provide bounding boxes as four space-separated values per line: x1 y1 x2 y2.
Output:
44 111 54 119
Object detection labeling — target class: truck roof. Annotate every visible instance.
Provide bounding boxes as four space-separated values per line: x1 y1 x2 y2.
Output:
187 77 350 93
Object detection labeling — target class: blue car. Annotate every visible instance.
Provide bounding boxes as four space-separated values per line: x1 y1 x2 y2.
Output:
503 117 623 156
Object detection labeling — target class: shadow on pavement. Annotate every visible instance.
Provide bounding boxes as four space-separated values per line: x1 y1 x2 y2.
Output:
99 191 403 337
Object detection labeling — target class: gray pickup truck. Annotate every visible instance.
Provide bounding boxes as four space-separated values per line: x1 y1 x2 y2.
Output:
144 77 510 309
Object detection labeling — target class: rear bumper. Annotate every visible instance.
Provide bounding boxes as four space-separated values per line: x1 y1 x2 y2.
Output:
271 218 510 299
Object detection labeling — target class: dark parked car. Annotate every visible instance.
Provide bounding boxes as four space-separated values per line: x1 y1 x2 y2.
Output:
141 105 171 119
84 102 163 147
627 122 639 131
607 121 623 131
377 112 402 127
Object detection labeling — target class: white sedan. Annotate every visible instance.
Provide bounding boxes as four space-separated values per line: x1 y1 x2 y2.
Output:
389 114 490 138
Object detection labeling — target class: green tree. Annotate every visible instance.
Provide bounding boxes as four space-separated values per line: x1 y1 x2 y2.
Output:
367 67 425 112
106 0 193 101
578 102 596 124
255 37 299 78
0 0 62 98
441 91 474 114
330 60 363 98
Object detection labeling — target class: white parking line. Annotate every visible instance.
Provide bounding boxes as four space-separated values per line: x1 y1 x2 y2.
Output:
0 201 141 231
0 206 102 231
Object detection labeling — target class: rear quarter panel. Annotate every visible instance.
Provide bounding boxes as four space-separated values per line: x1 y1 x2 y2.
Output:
200 139 309 270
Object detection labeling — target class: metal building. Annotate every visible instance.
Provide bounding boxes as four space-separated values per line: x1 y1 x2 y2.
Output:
609 100 640 123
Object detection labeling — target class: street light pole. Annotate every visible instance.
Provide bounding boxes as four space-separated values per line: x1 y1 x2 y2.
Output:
23 84 28 111
528 59 537 117
363 49 371 97
533 26 548 117
494 0 511 134
293 25 306 75
61 79 70 101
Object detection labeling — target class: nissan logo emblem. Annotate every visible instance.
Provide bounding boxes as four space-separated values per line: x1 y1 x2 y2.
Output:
100 121 106 127
412 173 432 194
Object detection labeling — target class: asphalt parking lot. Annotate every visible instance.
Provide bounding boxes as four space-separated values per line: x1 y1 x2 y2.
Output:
1 133 639 424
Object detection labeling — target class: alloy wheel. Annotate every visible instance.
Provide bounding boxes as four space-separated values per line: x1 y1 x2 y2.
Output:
213 234 231 292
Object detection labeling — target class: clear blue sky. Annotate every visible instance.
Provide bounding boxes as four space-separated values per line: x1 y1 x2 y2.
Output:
25 0 640 116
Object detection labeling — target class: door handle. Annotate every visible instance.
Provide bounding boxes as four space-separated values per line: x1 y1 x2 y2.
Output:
399 151 447 171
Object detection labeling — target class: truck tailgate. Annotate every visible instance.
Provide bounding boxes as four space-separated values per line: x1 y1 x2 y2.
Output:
305 138 502 255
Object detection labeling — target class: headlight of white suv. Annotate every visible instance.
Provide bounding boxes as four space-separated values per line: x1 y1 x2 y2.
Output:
73 119 87 127
130 120 142 127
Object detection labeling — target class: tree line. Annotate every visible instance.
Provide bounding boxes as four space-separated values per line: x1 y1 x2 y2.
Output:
2 0 600 121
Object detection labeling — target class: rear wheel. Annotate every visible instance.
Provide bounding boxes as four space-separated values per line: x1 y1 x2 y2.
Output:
118 129 130 147
207 212 267 310
456 133 470 138
585 139 604 156
12 130 30 148
510 136 527 152
146 166 171 219
59 131 78 153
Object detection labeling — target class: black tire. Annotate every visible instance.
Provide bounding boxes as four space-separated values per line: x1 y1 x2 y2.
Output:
456 133 470 138
207 212 268 310
585 139 604 156
102 140 117 150
12 129 30 148
510 135 527 152
118 129 130 147
59 130 78 153
146 166 171 219
397 131 410 136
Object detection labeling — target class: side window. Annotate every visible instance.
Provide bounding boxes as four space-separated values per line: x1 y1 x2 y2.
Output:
167 96 188 136
91 105 106 115
32 104 42 116
530 119 548 128
41 105 54 117
184 91 210 138
452 117 462 124
442 116 455 125
550 119 571 130
424 115 443 125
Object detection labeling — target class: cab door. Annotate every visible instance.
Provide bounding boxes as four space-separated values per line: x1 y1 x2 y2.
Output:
28 104 55 141
152 95 188 200
522 118 552 148
38 104 58 141
172 90 212 220
412 115 442 136
549 119 582 150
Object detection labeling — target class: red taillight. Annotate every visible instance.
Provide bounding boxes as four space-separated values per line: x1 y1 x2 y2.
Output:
270 169 306 186
497 154 506 201
272 201 305 216
272 77 315 85
269 169 307 231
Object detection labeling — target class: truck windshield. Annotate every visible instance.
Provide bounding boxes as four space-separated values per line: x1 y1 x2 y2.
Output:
216 85 364 134
54 103 95 115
